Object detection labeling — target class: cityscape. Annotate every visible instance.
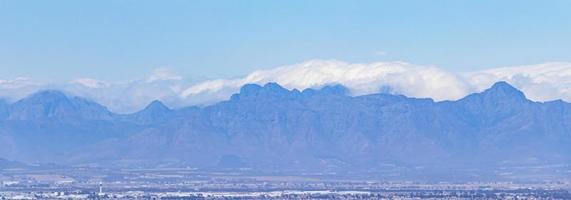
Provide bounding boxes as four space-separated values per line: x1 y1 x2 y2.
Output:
2 167 571 199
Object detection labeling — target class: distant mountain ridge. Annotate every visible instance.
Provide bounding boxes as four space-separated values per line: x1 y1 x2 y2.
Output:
8 90 114 120
1 81 571 180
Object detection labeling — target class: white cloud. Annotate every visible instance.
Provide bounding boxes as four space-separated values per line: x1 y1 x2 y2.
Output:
146 68 182 83
71 78 108 89
0 77 38 89
467 62 571 102
0 70 188 113
1 61 571 113
181 60 571 106
182 60 472 102
0 77 45 102
64 75 187 114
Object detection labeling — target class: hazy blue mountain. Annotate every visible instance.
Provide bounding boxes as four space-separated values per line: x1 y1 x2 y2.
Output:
1 82 571 180
0 99 9 120
126 100 172 125
0 90 144 162
8 90 113 120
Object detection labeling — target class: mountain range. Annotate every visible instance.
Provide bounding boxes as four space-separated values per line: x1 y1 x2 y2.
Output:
1 81 570 180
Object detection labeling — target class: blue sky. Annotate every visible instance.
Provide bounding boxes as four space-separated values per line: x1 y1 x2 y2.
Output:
1 0 570 81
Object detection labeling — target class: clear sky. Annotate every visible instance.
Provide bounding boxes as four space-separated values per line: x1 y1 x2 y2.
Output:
1 0 570 81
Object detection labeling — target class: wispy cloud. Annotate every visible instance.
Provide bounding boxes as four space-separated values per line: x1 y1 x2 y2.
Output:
71 78 108 89
0 77 45 102
374 51 388 56
146 68 182 83
62 70 188 113
0 77 39 89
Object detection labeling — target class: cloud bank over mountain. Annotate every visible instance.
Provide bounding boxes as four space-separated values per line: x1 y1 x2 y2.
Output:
469 62 571 102
1 60 571 113
181 60 472 101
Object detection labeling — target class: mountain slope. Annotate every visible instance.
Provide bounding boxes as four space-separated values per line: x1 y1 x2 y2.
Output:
126 100 172 125
1 82 571 180
70 82 571 174
0 90 144 162
8 90 113 120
